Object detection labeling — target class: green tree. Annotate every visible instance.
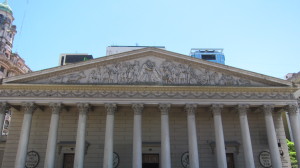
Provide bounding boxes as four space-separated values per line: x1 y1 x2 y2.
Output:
287 139 298 168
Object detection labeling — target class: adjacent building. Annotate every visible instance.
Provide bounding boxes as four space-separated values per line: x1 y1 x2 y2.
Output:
190 48 225 64
0 1 31 79
106 45 165 56
59 54 93 66
0 1 31 167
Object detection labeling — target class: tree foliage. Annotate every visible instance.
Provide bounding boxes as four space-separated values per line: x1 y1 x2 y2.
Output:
287 139 298 168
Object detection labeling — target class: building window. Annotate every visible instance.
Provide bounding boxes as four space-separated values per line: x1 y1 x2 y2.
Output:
202 54 216 60
0 66 4 72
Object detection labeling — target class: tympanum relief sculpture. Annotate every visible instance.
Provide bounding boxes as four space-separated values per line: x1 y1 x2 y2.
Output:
47 58 257 86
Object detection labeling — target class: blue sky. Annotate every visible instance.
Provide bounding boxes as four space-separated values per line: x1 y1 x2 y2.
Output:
8 0 300 79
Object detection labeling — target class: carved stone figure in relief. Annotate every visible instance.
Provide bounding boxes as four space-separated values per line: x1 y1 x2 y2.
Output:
139 60 160 83
220 74 235 85
66 71 86 83
103 66 117 83
121 62 131 83
101 66 110 83
208 72 219 85
49 75 65 83
160 61 175 84
238 78 251 85
188 66 198 84
46 58 255 86
176 64 188 84
127 61 140 83
87 68 101 84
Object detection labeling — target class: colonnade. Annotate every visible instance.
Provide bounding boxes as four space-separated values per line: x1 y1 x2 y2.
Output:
0 102 298 168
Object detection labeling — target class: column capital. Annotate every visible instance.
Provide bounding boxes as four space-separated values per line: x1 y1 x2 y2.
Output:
104 103 117 115
22 102 37 114
185 104 197 116
77 103 90 115
285 104 299 116
132 104 144 115
211 104 223 116
159 104 171 115
237 104 250 116
49 103 63 115
0 102 10 115
262 104 274 116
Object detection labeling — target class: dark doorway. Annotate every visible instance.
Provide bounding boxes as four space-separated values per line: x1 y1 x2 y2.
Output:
142 154 159 168
226 153 235 168
63 153 74 168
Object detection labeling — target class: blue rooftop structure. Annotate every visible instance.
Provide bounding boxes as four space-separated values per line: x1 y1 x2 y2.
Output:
190 48 225 64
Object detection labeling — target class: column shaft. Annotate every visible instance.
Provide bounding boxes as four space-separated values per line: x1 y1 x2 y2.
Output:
238 105 255 168
212 104 227 168
103 104 117 168
263 105 282 168
185 104 199 168
74 103 90 168
44 103 62 168
132 104 143 168
15 103 36 168
287 105 300 167
159 104 171 168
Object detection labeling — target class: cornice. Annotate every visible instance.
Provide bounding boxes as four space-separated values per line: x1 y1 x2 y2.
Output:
0 84 297 93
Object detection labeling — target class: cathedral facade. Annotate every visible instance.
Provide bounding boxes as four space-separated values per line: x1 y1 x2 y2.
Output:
0 47 299 168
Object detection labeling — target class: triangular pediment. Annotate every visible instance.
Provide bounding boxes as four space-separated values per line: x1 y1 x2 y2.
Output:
2 48 292 87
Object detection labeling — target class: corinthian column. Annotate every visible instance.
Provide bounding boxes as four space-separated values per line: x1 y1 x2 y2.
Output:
263 104 282 168
132 104 144 168
15 102 37 168
44 103 62 168
286 104 300 167
159 104 171 168
74 103 90 168
211 104 227 168
185 104 199 168
237 104 255 168
0 102 9 137
103 103 117 168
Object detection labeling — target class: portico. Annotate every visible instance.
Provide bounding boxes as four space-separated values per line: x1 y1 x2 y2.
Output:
2 99 298 168
0 48 298 168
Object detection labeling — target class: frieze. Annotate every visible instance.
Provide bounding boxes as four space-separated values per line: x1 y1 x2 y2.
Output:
0 89 294 100
43 59 262 86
